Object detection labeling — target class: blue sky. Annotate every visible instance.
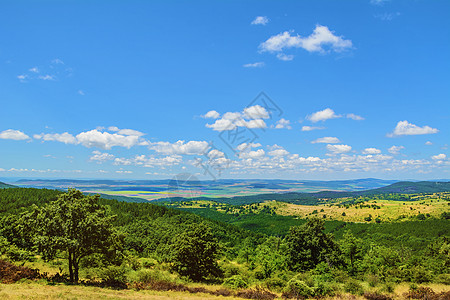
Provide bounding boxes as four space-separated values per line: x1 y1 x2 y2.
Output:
0 0 449 180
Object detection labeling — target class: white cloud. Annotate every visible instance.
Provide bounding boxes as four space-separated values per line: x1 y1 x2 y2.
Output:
312 137 340 144
388 145 405 155
34 132 77 144
89 151 115 163
425 141 433 145
236 142 262 152
17 75 27 81
150 140 209 155
202 110 220 119
116 129 145 136
38 75 55 81
301 126 324 131
0 129 30 140
387 120 439 137
206 107 267 131
259 25 352 56
243 119 267 129
116 170 133 174
243 62 265 68
78 90 85 96
239 149 266 159
326 144 352 154
431 154 446 160
29 67 39 73
251 16 269 25
268 146 289 157
276 53 294 61
206 118 236 131
347 113 364 121
274 118 292 129
244 105 270 119
362 148 381 154
76 130 141 149
307 108 341 123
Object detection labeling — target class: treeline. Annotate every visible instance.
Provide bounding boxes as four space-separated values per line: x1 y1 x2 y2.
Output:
0 187 449 298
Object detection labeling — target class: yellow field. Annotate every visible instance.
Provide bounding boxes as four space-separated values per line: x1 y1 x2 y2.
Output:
259 195 449 222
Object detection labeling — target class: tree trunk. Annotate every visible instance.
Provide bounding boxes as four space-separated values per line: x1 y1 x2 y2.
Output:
68 250 74 283
73 253 79 283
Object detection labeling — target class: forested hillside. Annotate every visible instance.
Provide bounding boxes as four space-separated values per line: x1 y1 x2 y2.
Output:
0 187 449 299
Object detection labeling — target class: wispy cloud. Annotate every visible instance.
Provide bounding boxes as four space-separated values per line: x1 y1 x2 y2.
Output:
312 137 341 144
243 62 265 68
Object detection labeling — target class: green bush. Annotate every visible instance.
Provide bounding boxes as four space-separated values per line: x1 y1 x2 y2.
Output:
344 279 364 295
283 279 314 299
223 275 248 289
314 280 338 297
100 265 128 288
434 273 450 285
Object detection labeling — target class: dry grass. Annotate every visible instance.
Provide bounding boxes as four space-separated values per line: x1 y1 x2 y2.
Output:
0 282 244 299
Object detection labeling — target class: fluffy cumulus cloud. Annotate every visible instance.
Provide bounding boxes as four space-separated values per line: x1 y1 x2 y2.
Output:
268 145 289 157
89 151 115 163
301 126 324 131
326 144 352 154
0 129 30 140
251 16 269 25
244 105 270 119
150 140 209 155
202 110 220 119
205 105 269 131
243 62 265 68
259 25 352 60
31 127 148 149
387 120 439 137
274 118 292 129
307 108 341 123
311 137 340 144
431 154 446 160
34 132 77 144
76 130 142 149
388 145 405 155
362 148 381 154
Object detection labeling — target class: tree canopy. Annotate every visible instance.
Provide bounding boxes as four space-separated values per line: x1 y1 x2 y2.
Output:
24 189 120 283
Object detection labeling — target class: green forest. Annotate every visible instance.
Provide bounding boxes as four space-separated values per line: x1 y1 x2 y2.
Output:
0 187 449 299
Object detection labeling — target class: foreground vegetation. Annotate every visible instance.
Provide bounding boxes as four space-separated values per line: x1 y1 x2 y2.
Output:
0 187 449 299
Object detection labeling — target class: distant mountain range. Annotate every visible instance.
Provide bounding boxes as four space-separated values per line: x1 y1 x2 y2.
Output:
0 181 15 188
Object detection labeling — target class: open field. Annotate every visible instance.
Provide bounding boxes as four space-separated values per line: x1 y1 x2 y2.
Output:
169 192 450 223
1 282 449 300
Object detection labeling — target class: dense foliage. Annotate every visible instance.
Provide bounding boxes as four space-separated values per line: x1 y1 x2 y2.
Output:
0 186 449 297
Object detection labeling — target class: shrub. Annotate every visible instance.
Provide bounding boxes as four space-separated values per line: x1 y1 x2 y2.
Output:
282 279 314 299
314 280 338 297
223 275 248 289
434 273 450 285
99 265 127 289
0 259 41 283
344 279 364 295
367 274 380 287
